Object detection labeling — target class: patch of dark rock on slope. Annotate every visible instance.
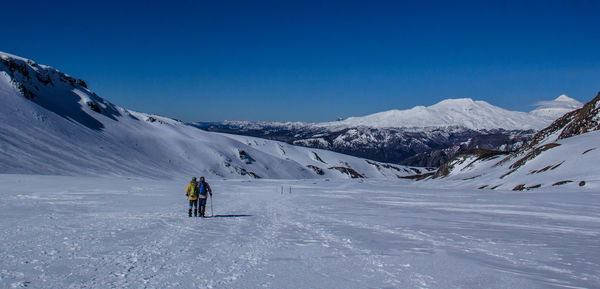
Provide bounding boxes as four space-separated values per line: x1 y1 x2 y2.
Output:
329 166 364 178
434 148 509 178
238 150 255 164
307 165 325 175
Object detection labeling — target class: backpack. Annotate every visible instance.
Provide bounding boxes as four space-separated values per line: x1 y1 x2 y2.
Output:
189 182 198 198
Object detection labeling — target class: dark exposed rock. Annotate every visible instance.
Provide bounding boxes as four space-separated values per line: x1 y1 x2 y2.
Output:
312 152 326 164
2 58 30 80
559 92 600 139
403 132 531 167
234 166 261 178
582 148 596 154
508 143 561 170
75 79 88 88
552 180 573 186
307 165 324 175
87 101 102 113
434 148 508 178
400 172 434 181
35 73 53 86
238 150 255 164
16 83 36 100
329 166 364 178
513 184 526 191
551 161 564 170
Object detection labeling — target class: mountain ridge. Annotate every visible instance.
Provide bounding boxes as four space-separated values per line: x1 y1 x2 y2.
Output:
0 51 422 179
319 96 581 131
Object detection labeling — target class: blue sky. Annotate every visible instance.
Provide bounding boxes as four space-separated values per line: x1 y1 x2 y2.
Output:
1 0 599 122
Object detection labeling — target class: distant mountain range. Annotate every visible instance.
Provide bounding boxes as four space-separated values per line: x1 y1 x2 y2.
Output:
0 51 423 179
194 96 582 167
319 96 581 130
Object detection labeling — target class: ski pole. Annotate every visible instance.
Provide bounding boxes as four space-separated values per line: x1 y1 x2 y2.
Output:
210 194 214 217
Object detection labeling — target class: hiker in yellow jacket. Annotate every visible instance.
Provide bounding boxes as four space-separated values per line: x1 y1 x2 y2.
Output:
185 177 200 217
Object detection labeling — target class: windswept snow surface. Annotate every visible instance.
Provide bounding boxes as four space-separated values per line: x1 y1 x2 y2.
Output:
1 175 599 288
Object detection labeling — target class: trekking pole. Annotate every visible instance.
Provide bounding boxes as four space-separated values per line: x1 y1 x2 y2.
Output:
210 194 214 217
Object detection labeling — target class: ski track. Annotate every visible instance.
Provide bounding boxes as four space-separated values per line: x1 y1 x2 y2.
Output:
1 175 599 288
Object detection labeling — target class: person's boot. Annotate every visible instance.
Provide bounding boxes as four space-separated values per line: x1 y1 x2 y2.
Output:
194 209 198 217
188 208 192 217
201 206 205 217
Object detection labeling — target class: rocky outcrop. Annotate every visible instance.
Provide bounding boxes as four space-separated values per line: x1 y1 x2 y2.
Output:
329 166 364 178
434 148 508 178
558 92 600 139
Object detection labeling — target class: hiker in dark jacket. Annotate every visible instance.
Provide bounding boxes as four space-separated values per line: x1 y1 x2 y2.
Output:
197 176 213 217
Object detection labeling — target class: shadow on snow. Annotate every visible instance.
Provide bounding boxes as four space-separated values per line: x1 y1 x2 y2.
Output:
208 214 253 218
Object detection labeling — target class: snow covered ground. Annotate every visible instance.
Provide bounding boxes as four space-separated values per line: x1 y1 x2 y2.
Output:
1 175 598 288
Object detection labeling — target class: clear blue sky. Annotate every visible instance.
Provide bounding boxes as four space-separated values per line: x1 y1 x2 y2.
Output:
2 0 599 122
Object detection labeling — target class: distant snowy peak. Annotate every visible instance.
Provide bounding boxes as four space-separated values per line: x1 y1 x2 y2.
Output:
539 94 582 109
319 98 557 131
530 94 584 121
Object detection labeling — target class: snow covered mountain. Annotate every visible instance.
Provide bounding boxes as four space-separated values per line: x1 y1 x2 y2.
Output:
203 96 581 132
0 51 423 179
319 98 567 131
530 94 584 121
427 91 600 190
196 96 579 167
323 96 582 131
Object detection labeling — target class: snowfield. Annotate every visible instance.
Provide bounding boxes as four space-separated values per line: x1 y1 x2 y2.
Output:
1 175 598 288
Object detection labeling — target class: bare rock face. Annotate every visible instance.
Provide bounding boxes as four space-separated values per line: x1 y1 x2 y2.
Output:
559 92 600 139
329 166 364 178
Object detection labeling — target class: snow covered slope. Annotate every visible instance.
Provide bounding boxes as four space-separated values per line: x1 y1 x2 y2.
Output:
0 51 420 179
319 97 582 130
429 92 600 190
1 175 599 288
